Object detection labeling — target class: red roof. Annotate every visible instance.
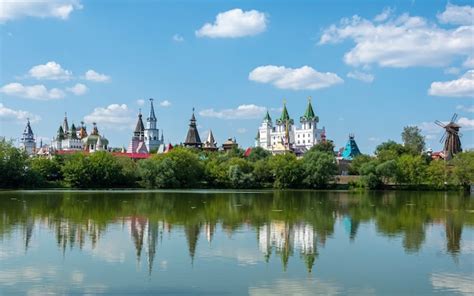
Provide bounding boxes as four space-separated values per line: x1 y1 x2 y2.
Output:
244 147 252 157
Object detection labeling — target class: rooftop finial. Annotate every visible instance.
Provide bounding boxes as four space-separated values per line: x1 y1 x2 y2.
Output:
308 96 312 102
283 98 287 105
150 98 153 102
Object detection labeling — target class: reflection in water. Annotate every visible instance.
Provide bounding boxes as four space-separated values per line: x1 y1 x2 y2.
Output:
0 190 473 295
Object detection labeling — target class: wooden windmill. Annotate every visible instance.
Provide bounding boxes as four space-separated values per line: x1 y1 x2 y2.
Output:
435 113 462 160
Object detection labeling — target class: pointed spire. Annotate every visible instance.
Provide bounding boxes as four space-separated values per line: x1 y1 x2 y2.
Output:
134 110 145 138
91 122 99 135
302 96 316 120
263 110 272 122
341 133 361 160
148 98 157 121
280 100 290 122
184 108 202 147
70 123 78 139
62 112 69 134
58 126 65 140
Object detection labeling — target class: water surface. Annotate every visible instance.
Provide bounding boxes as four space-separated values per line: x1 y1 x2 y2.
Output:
0 190 473 295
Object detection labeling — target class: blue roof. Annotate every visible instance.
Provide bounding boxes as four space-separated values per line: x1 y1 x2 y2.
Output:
341 135 361 160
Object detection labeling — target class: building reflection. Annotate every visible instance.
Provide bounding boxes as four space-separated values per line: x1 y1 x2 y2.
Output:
2 191 470 275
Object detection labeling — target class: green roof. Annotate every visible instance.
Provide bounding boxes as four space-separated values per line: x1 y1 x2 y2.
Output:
280 103 290 121
263 110 271 121
303 99 315 119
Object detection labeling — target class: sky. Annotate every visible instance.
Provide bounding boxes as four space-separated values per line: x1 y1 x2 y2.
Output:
1 0 473 153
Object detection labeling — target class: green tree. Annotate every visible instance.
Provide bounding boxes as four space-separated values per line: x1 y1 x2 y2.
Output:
359 160 382 189
375 140 410 162
247 147 271 162
348 154 373 175
253 159 273 186
395 155 427 186
268 153 302 189
301 150 337 188
376 160 398 184
0 140 29 188
309 141 335 154
402 126 425 154
29 157 62 182
426 160 448 189
451 151 474 188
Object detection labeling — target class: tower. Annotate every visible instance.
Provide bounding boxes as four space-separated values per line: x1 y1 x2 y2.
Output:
297 96 320 149
257 110 273 149
203 129 218 151
20 118 36 155
144 98 162 152
184 108 202 148
275 101 294 148
127 110 148 153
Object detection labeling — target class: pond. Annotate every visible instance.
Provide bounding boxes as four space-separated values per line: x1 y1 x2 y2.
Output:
0 190 473 295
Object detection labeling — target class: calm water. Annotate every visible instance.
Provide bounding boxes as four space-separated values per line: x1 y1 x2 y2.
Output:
0 190 473 295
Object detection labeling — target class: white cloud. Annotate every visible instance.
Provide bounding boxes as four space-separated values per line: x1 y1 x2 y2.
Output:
196 8 267 38
200 104 266 119
0 83 65 100
172 34 184 42
0 0 83 23
444 67 460 75
28 61 72 80
374 7 393 22
0 103 41 123
237 128 247 134
437 3 474 25
347 71 374 83
457 117 474 130
463 56 474 68
456 105 474 113
319 9 473 68
160 100 171 107
84 70 110 82
66 83 88 95
428 70 474 98
136 99 145 106
84 104 133 130
249 65 343 90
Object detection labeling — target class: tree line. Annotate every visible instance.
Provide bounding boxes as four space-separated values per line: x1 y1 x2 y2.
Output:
0 126 472 190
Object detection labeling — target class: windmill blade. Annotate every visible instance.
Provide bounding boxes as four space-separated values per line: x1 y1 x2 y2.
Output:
435 120 446 127
439 132 447 144
451 113 458 123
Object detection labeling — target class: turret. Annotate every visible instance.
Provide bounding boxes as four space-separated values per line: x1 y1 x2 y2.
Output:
300 96 318 129
184 108 202 148
133 110 145 140
62 113 69 138
20 118 36 155
146 98 157 130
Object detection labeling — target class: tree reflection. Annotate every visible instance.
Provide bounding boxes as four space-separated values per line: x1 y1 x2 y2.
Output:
0 191 472 274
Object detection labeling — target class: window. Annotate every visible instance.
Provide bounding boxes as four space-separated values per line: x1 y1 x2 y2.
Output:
303 140 305 144
303 134 305 138
154 137 156 140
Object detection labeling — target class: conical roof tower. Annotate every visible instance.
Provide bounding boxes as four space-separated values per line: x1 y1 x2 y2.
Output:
341 134 361 160
184 108 202 148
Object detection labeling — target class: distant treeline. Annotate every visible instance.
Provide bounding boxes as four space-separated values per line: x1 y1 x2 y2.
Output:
0 137 472 190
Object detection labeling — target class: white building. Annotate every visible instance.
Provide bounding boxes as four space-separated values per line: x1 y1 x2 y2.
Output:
19 119 36 155
51 114 84 151
255 98 325 155
144 98 163 152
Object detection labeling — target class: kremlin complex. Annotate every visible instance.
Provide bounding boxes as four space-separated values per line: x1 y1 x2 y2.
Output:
18 97 362 162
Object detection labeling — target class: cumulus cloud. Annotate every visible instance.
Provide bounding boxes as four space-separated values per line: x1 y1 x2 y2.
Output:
0 0 83 23
196 8 267 38
66 83 88 95
457 117 474 130
347 71 374 83
0 83 65 100
319 7 473 68
444 67 460 75
249 65 343 90
28 61 72 80
437 3 474 25
0 103 41 123
428 70 474 98
160 100 171 107
84 104 134 130
84 70 110 82
200 104 266 119
463 56 474 68
172 34 184 42
456 105 474 113
374 7 393 22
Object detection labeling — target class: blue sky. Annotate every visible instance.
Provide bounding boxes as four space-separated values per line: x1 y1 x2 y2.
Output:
1 0 473 153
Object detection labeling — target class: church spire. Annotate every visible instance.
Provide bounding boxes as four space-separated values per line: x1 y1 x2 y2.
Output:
62 112 69 137
134 109 145 139
148 98 156 122
302 96 316 120
184 108 202 148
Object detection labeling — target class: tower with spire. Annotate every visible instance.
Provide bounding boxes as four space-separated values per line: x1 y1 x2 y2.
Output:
255 97 325 154
184 108 202 148
203 129 218 151
127 109 148 153
144 98 163 152
19 118 36 155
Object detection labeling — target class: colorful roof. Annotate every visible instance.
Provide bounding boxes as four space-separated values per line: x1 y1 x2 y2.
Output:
301 97 317 121
341 134 361 160
263 110 271 122
276 102 294 125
